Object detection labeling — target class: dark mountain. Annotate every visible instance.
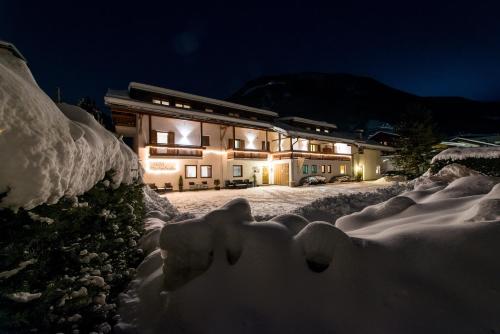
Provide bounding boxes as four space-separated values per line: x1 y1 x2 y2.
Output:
228 73 500 135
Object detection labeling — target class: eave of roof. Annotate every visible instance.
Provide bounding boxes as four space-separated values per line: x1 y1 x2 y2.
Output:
105 93 276 129
279 116 337 129
128 82 279 117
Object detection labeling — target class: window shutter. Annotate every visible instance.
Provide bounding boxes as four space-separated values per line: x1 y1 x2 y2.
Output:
228 138 234 149
151 130 157 144
168 132 175 145
240 140 245 149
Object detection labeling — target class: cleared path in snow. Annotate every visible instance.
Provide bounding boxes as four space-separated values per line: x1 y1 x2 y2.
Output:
163 181 391 218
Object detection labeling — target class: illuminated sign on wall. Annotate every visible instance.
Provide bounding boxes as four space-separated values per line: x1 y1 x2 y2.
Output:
149 161 178 171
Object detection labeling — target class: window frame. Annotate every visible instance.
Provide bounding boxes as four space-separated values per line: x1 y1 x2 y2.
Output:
302 164 309 174
327 165 332 173
200 165 212 178
202 135 210 146
185 165 197 179
311 165 318 174
309 144 319 152
234 139 242 149
233 165 243 177
321 165 326 173
156 131 170 145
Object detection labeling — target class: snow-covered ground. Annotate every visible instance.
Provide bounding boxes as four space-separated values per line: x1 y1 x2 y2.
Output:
163 181 393 219
118 164 500 333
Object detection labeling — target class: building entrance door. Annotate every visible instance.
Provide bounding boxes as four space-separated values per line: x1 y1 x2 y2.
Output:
273 163 289 186
262 166 269 184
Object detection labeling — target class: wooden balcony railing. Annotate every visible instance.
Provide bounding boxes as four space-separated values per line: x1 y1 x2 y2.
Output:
149 146 203 158
272 150 351 161
227 149 269 160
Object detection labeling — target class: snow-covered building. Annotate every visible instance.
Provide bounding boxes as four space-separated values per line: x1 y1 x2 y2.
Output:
105 83 394 189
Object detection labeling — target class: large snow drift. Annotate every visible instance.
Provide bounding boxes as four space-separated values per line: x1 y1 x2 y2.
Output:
0 48 139 209
119 165 500 333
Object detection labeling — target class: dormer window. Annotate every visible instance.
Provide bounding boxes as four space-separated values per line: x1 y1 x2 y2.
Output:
324 129 329 133
152 99 161 104
175 102 191 109
161 100 169 106
205 108 213 112
316 128 321 132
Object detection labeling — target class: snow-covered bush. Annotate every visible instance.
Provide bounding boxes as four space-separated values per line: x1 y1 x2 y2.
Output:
430 147 500 176
0 48 140 210
0 172 145 333
298 175 327 186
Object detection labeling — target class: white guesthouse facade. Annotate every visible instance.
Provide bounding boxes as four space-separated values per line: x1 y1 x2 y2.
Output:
105 82 394 190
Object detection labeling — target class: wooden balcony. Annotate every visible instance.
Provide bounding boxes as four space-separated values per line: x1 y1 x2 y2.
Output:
272 150 351 161
227 148 269 160
149 145 203 158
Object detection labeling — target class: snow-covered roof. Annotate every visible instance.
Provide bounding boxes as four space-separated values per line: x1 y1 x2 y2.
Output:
0 41 27 62
105 92 276 130
432 147 500 163
368 131 400 139
128 82 279 117
279 116 337 129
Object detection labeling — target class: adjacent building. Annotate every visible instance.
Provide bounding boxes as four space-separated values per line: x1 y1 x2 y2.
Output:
105 82 394 190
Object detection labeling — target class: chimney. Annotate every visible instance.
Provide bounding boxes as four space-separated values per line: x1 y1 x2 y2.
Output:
355 129 364 139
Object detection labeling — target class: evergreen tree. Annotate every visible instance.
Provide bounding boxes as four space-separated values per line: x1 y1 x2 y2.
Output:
394 104 441 177
77 97 103 124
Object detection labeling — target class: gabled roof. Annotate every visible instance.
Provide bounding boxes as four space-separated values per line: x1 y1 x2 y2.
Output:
368 130 400 139
0 41 27 62
129 82 279 117
279 116 337 129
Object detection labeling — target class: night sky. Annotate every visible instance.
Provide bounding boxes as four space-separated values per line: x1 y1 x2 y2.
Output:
2 0 500 107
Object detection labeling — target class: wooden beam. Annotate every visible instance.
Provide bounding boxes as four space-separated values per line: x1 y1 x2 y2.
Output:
278 133 282 152
233 125 236 140
290 137 293 151
265 130 268 151
148 114 152 144
200 121 203 146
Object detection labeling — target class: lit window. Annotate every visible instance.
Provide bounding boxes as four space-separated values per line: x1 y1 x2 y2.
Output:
205 108 213 112
340 165 346 174
234 139 241 149
185 165 197 178
152 99 161 104
175 103 183 108
316 128 321 132
376 165 381 174
334 143 351 154
321 165 326 173
233 165 243 177
311 165 317 174
183 104 191 109
303 165 309 174
324 129 329 133
200 165 212 178
161 100 170 106
309 144 319 152
327 165 332 173
156 131 169 144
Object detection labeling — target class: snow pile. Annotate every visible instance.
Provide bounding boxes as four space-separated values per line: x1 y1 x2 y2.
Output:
117 164 500 333
432 146 500 163
0 48 140 209
293 183 410 223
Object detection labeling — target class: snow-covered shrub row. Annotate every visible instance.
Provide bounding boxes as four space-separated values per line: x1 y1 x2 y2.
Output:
117 166 500 333
0 173 146 333
430 157 500 177
0 48 140 210
292 183 411 223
